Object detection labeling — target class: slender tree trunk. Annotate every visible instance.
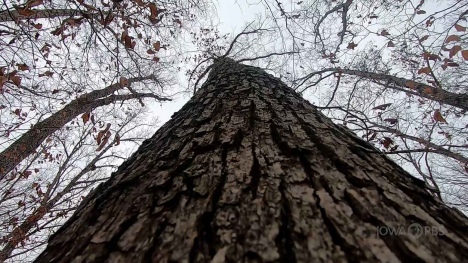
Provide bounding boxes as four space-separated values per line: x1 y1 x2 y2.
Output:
0 76 168 180
0 9 98 23
0 99 91 180
301 68 468 111
368 121 468 164
33 58 468 263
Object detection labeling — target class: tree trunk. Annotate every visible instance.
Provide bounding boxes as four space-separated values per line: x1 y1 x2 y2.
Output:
300 68 468 111
33 58 468 263
0 9 99 23
0 75 168 180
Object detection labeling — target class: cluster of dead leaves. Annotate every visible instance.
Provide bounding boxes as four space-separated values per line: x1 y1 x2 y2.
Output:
12 0 43 18
96 123 112 151
381 136 394 149
0 68 22 92
443 25 468 63
81 112 120 150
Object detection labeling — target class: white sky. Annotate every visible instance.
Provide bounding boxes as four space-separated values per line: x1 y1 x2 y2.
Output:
153 0 447 125
152 0 264 125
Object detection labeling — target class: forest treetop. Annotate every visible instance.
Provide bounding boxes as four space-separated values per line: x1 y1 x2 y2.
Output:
0 0 467 261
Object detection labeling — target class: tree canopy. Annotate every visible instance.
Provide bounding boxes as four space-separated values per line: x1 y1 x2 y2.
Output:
1 0 467 261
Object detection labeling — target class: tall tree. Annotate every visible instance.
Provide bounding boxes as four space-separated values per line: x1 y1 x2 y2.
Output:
34 58 468 263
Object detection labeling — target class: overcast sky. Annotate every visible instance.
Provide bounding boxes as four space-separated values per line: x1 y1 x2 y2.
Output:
151 0 266 125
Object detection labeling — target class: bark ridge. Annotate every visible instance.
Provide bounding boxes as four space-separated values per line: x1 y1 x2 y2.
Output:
34 58 468 263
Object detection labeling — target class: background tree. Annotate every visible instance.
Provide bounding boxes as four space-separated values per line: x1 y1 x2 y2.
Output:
0 0 203 176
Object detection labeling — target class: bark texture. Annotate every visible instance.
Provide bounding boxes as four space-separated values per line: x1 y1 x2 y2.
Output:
34 58 468 263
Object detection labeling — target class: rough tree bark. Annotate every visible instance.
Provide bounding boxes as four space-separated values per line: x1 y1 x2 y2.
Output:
33 58 468 263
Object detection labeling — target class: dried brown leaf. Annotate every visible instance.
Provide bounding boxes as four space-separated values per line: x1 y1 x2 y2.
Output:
97 130 111 151
124 35 134 49
153 41 160 51
135 0 145 6
347 42 357 49
417 67 431 74
380 30 390 36
384 118 398 125
119 77 129 87
148 3 158 18
419 35 429 42
455 24 466 32
16 64 29 71
17 7 35 17
423 52 441 61
82 112 90 124
461 50 468 61
39 71 54 77
445 35 461 43
449 45 462 58
372 103 392 110
51 26 65 36
10 76 21 86
26 0 43 8
433 110 447 123
382 137 393 149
